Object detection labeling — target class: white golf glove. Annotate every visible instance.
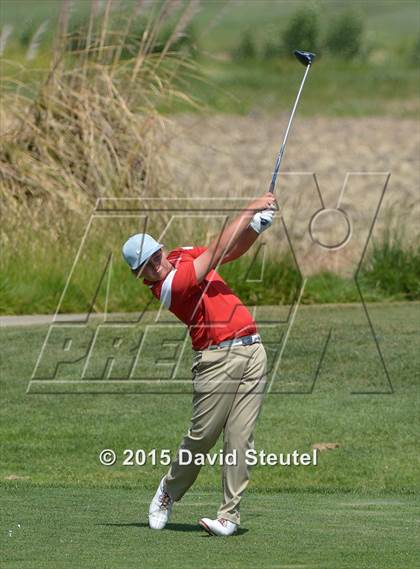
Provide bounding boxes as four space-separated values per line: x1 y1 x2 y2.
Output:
250 208 276 234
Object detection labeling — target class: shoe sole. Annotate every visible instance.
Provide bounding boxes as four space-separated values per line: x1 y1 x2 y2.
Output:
198 519 217 536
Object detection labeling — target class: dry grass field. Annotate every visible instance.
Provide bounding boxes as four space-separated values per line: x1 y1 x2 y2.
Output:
165 113 420 272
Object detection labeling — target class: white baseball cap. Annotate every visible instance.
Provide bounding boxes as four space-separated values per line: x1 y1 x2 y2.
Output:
122 233 163 271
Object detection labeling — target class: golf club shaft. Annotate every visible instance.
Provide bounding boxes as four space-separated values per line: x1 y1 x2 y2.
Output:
269 62 312 194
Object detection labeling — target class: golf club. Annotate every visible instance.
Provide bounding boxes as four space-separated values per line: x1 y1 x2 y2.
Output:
268 49 316 195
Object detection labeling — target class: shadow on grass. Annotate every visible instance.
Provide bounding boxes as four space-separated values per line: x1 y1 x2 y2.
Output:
98 521 249 536
99 521 201 532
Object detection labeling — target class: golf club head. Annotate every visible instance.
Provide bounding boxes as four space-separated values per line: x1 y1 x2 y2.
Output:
294 50 316 66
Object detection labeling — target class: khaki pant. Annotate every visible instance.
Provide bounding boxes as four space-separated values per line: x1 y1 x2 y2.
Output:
165 342 268 525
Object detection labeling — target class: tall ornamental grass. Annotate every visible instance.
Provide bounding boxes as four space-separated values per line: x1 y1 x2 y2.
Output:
0 0 198 247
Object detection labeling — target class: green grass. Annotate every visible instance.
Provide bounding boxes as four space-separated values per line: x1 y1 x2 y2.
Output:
361 235 420 300
1 304 419 489
169 56 419 116
1 303 419 566
1 0 419 117
2 237 419 314
1 0 418 52
5 47 417 117
1 487 419 569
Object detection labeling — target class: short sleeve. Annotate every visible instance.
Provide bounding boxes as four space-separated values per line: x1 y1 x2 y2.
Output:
180 246 207 259
160 247 207 309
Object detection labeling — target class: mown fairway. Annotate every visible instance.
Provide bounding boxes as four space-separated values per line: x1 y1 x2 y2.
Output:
2 488 419 569
1 303 419 567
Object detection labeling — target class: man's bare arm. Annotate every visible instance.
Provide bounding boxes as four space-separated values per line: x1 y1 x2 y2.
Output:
221 206 277 263
220 226 258 264
193 193 277 283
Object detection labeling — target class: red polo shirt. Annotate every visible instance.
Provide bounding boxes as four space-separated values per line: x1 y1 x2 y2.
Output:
144 246 257 350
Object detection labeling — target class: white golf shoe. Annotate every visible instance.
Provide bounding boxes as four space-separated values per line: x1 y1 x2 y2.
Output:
198 517 238 536
148 476 174 530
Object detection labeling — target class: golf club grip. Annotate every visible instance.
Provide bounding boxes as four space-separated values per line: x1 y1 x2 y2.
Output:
260 174 277 224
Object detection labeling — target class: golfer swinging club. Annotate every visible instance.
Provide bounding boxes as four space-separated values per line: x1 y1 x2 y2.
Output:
122 192 277 536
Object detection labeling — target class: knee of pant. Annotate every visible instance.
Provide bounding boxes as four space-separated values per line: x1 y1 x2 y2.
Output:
186 428 219 451
224 429 253 450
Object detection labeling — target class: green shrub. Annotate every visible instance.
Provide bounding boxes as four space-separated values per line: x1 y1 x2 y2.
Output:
220 254 301 305
66 17 90 53
176 24 199 56
325 10 364 60
19 20 43 48
232 30 257 60
409 35 420 66
282 7 320 56
360 233 420 300
262 38 282 60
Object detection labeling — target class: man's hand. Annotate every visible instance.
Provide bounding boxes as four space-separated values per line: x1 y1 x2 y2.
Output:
250 208 276 234
193 192 278 283
248 192 277 213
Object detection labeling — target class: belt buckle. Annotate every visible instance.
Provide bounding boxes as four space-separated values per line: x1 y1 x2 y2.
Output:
242 336 253 346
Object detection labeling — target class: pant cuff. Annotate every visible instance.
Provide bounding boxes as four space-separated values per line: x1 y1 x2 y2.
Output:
217 512 240 525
